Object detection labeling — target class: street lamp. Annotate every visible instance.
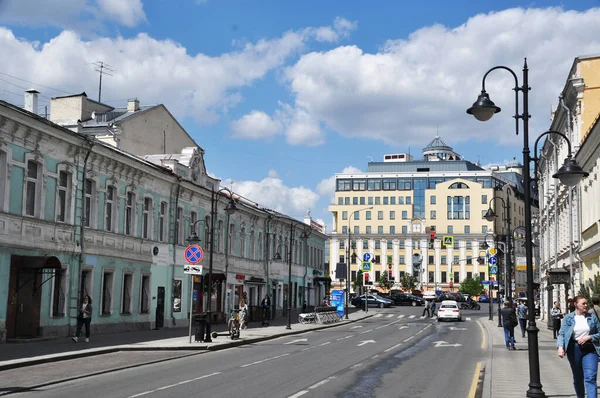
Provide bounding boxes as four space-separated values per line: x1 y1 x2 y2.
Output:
197 187 237 342
468 59 588 398
187 219 206 343
346 206 373 320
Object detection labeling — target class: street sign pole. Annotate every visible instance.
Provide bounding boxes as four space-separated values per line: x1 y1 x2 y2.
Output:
189 274 194 343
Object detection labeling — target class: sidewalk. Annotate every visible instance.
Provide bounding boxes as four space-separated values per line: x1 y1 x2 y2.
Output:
480 316 576 398
0 309 371 371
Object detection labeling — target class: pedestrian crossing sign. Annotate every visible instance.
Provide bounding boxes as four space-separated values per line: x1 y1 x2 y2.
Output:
442 236 454 247
362 261 372 272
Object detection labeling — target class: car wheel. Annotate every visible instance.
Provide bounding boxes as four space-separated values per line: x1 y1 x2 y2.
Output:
379 302 384 308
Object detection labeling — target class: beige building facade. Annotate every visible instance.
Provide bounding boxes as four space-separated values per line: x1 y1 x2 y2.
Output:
328 137 529 293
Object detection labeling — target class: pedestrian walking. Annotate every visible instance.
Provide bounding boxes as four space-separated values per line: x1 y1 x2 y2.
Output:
501 301 517 350
551 301 563 339
261 294 271 326
589 296 600 316
517 300 528 338
422 299 431 317
239 295 248 330
557 295 600 398
430 301 437 317
72 295 92 343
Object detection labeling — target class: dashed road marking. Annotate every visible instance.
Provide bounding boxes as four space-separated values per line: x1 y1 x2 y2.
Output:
384 342 403 352
386 314 394 318
288 391 309 398
128 372 221 398
241 353 290 368
409 315 415 319
398 314 405 318
309 376 336 389
374 314 383 318
360 329 374 334
319 342 331 346
404 336 415 342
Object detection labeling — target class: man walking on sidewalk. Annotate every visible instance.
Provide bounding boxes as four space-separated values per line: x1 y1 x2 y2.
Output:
422 299 431 317
501 301 517 350
517 300 528 338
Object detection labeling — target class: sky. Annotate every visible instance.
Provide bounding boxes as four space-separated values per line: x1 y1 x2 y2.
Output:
1 0 600 228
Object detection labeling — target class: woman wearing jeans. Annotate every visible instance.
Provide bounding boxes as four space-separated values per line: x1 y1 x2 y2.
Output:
557 295 600 398
72 295 92 343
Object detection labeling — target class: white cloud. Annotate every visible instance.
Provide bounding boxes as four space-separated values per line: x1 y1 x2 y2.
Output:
317 166 363 202
97 0 146 28
225 176 319 217
230 110 281 139
251 7 600 148
267 169 279 178
0 18 350 125
309 17 357 43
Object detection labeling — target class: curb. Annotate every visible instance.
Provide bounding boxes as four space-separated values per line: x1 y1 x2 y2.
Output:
0 315 373 372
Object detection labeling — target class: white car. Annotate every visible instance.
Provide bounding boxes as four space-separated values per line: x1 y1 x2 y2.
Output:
437 300 462 322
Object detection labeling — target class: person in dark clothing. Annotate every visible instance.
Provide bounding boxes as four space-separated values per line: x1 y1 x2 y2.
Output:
72 295 92 343
501 300 517 350
517 300 528 338
422 300 431 317
261 295 271 326
551 301 563 339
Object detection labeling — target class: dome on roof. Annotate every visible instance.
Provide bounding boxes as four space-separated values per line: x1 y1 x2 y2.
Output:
422 135 461 161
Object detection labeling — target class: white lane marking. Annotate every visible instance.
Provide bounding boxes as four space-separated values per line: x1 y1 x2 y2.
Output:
309 376 336 389
415 330 423 335
350 363 363 369
360 329 374 334
371 355 379 359
319 342 331 346
376 319 402 330
284 338 307 345
404 336 415 342
466 317 472 321
398 314 405 318
398 326 408 330
386 314 394 318
351 325 363 329
288 391 309 398
357 340 375 346
336 335 353 341
241 353 290 368
409 315 415 319
301 346 315 351
384 343 403 353
374 314 382 317
128 372 221 397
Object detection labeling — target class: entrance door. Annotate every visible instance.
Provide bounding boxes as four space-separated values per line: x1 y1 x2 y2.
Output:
155 286 165 329
6 260 42 339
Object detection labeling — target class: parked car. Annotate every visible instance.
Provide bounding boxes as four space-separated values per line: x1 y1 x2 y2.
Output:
437 300 462 322
390 293 425 306
478 295 490 303
351 294 393 308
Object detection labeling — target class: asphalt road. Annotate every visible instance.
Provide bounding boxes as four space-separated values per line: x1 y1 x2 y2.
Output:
9 305 487 398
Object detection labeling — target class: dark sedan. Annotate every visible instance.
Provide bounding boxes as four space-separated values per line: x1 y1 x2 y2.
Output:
351 294 394 308
389 293 425 306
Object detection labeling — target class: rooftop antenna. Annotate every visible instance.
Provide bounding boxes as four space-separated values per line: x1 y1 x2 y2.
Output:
93 61 114 103
366 156 373 162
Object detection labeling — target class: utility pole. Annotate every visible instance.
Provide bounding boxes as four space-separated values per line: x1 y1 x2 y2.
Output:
93 61 114 103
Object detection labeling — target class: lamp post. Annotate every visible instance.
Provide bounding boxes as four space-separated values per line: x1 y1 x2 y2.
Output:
478 243 492 321
200 187 237 342
186 219 207 343
468 59 588 398
346 206 373 320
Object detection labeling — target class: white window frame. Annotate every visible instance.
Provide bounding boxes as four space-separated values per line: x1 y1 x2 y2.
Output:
142 196 153 239
229 223 235 254
125 190 136 236
140 274 151 314
0 146 11 213
84 178 98 228
250 230 255 260
55 166 73 223
176 207 184 245
121 272 134 315
22 154 45 218
240 227 246 258
50 265 69 317
159 201 168 242
190 210 198 241
105 184 117 232
101 269 115 315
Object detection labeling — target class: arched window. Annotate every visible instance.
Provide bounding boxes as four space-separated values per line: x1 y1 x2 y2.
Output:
229 223 235 254
449 182 470 189
250 230 255 260
240 227 246 258
217 220 224 252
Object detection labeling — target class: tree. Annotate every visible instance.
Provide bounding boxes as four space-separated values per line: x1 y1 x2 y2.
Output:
459 276 484 296
578 274 600 304
378 272 394 291
352 270 363 292
398 273 418 292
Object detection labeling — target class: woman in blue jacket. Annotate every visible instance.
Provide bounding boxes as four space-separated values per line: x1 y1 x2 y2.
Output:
557 295 600 398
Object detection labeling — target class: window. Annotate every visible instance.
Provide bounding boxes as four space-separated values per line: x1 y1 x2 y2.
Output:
337 180 352 191
378 211 383 220
467 271 472 279
467 256 473 265
378 226 383 234
399 255 405 264
406 196 411 204
141 275 151 313
172 279 182 313
375 197 381 205
354 211 360 220
464 225 470 234
441 272 447 283
218 220 224 252
351 270 357 281
390 226 395 234
390 197 396 205
143 197 153 239
101 270 114 315
453 255 459 265
387 240 393 249
122 273 133 314
448 225 453 233
428 255 434 264
342 226 348 234
52 267 68 317
398 196 404 205
352 180 366 190
0 150 6 212
240 227 246 258
383 197 389 205
390 211 395 220
366 211 372 220
258 232 263 260
229 224 235 253
105 186 116 232
449 182 470 189
363 240 368 249
482 225 488 234
374 255 381 264
401 211 407 219
338 197 343 205
354 226 359 234
428 271 434 283
375 270 381 281
430 196 436 204
176 207 183 245
159 201 167 241
382 179 396 190
399 240 405 249
366 226 371 234
24 160 40 217
84 179 96 227
375 240 380 249
360 197 365 205
480 272 485 281
351 240 357 249
401 226 407 234
342 211 348 220
441 255 447 265
387 255 392 264
125 191 136 236
353 197 358 205
56 170 70 222
447 196 470 220
368 179 382 191
482 195 488 204
368 197 373 205
430 210 436 219
454 272 459 282
190 211 198 240
344 197 350 205
466 241 472 249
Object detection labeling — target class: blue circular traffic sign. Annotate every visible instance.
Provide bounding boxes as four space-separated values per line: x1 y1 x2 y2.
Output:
363 253 372 262
184 245 204 264
488 256 497 265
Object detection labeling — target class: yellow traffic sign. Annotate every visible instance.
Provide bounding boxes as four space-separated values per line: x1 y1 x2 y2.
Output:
489 248 497 255
442 236 454 247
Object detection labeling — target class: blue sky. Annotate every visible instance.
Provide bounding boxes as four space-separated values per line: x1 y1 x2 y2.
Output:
1 0 599 226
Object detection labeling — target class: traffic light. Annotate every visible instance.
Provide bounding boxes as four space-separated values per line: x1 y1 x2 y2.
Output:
364 273 371 285
429 226 436 248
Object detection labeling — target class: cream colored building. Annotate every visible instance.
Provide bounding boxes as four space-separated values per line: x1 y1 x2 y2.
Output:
328 137 529 293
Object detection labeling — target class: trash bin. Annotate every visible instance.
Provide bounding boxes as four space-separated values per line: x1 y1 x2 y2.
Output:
194 313 208 342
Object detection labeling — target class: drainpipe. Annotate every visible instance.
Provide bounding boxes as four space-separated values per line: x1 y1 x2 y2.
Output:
73 138 95 332
171 177 181 327
224 212 231 314
559 95 574 299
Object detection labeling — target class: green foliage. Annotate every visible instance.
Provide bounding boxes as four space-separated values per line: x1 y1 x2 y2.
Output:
459 276 484 296
352 269 363 291
378 272 394 291
578 274 600 304
398 273 418 292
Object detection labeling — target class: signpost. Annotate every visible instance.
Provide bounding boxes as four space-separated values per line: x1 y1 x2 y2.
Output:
442 236 454 247
185 245 203 343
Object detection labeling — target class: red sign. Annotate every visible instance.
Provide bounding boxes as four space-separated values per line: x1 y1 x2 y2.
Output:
184 245 203 264
449 281 453 288
235 274 246 280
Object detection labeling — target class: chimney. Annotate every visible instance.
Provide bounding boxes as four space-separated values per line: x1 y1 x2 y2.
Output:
127 98 140 112
24 89 40 114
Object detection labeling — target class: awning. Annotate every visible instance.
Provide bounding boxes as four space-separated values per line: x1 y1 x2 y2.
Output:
245 277 266 284
13 255 62 270
208 273 226 281
313 277 332 283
